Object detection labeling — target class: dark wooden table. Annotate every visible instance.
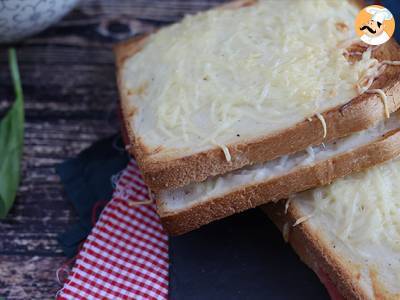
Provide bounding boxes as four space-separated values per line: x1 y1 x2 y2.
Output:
0 1 227 298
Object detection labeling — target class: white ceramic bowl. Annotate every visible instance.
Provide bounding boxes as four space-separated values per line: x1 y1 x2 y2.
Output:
0 0 79 43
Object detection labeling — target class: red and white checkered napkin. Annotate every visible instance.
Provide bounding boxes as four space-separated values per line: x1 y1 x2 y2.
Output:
57 160 169 300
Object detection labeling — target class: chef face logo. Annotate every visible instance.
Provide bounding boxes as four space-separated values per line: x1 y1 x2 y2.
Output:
360 19 385 37
355 5 395 46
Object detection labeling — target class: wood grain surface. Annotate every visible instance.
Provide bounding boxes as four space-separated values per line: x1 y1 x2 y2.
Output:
0 1 228 298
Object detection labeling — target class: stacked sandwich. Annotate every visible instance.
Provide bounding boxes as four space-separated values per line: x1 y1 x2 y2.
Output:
115 0 400 298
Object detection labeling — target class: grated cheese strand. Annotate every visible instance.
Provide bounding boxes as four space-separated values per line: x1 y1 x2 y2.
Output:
219 144 231 162
285 198 291 214
316 113 327 139
381 60 400 66
293 214 313 227
129 198 153 207
357 58 400 120
130 188 155 207
366 89 390 118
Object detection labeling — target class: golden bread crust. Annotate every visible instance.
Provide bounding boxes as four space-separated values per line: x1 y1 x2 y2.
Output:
158 128 400 235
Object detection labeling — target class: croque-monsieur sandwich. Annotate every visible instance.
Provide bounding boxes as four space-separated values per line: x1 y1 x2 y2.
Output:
264 155 400 299
115 0 400 234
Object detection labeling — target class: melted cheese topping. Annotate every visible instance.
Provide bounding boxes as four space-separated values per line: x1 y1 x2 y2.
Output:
122 0 383 158
310 163 400 249
294 159 400 295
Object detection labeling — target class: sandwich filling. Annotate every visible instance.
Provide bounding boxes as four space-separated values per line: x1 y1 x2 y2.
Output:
291 158 400 297
159 114 400 212
122 0 386 158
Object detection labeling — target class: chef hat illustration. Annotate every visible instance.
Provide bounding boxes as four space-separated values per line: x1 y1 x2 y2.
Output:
365 6 393 24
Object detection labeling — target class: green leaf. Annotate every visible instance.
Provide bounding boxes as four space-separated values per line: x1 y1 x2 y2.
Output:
0 48 24 218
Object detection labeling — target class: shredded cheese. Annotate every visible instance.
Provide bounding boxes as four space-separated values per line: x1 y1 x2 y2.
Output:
381 60 400 66
220 144 232 162
129 199 153 206
123 0 384 154
366 89 390 118
301 158 400 251
316 113 327 139
355 48 382 94
355 57 400 120
127 187 154 206
285 198 291 215
293 214 313 227
358 59 400 119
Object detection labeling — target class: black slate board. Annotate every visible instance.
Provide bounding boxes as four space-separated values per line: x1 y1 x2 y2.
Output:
169 209 328 300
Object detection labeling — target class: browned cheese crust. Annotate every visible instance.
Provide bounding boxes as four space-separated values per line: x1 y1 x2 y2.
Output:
114 0 400 192
158 128 400 235
263 198 400 299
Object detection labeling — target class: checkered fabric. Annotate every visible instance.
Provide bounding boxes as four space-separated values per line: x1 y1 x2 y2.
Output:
57 159 169 300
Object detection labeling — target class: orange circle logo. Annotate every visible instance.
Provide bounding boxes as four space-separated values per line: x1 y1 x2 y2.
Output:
355 5 395 45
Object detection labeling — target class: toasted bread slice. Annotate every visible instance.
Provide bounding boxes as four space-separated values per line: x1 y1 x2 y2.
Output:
264 157 400 299
157 113 400 235
115 0 400 191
